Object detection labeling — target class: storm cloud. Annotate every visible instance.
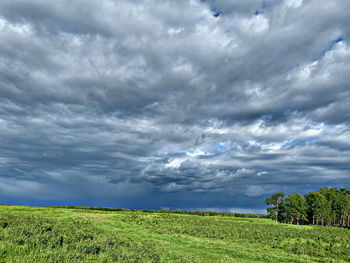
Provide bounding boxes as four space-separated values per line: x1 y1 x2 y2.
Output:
0 0 349 212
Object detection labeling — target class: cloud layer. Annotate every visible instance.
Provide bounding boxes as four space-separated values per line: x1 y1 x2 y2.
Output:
0 0 349 212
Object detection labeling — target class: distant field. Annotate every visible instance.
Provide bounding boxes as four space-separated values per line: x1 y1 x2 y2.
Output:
0 205 349 262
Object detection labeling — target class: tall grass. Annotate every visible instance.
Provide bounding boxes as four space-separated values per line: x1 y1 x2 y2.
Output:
0 205 349 262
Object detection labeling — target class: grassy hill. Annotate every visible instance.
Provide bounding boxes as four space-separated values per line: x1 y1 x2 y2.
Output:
0 205 349 262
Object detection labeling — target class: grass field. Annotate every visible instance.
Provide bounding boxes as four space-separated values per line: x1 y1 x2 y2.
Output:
0 205 349 262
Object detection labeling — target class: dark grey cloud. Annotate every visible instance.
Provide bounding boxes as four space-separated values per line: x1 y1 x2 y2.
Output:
0 0 349 212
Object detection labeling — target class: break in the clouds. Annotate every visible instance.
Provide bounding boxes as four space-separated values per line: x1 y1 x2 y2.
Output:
0 0 349 213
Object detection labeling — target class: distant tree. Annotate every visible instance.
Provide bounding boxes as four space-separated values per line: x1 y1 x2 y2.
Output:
268 187 350 227
305 191 330 225
340 188 350 197
339 188 350 226
265 192 285 222
320 187 346 226
284 193 308 225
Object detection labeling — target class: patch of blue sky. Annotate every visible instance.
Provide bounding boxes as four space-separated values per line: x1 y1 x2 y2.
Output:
198 0 222 17
255 9 263 15
283 137 320 147
322 131 337 137
255 1 272 15
284 138 299 147
284 130 338 148
212 9 222 17
320 37 344 57
212 143 228 152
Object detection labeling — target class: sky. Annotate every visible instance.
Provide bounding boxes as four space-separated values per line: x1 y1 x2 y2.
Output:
0 0 349 213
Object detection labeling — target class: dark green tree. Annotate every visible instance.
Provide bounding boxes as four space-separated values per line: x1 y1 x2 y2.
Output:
267 187 350 227
305 191 330 225
265 192 285 222
321 187 346 226
284 193 308 225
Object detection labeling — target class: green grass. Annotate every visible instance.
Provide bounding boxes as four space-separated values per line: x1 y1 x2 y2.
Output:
0 205 349 262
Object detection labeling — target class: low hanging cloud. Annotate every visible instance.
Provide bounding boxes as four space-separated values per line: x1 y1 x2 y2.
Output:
140 159 259 193
0 0 349 212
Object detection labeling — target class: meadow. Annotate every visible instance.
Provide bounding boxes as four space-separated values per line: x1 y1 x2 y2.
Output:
0 205 349 262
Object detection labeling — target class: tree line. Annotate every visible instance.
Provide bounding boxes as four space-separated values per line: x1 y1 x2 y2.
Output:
51 206 268 218
266 187 350 227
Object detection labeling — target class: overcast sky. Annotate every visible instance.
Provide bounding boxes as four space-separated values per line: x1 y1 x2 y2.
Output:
0 0 349 213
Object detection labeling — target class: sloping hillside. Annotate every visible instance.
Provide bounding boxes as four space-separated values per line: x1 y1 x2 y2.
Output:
0 205 349 262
